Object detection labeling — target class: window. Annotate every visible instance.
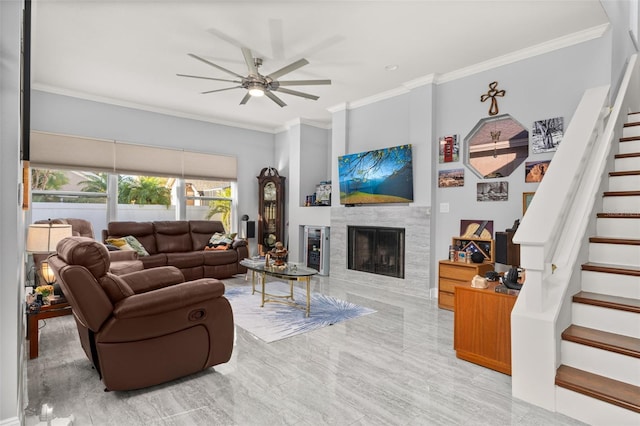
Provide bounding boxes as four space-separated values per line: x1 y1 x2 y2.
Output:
185 180 234 231
31 168 235 234
31 168 109 234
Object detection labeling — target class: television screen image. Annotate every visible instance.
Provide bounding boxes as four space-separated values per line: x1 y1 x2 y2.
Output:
338 144 414 205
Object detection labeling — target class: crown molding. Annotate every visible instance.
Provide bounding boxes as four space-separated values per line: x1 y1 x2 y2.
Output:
32 84 279 134
435 23 609 84
275 118 332 133
348 86 411 110
327 102 348 113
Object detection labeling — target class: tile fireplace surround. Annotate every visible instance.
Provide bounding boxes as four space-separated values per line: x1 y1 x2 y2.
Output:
330 206 431 298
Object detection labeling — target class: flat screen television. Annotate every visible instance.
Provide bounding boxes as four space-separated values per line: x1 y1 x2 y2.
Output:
338 144 414 205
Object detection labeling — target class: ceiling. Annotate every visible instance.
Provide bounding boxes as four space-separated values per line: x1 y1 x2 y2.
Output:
31 1 609 133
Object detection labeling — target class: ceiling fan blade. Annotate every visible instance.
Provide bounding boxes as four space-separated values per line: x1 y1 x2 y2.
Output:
273 87 319 101
239 92 252 105
265 91 287 107
267 58 309 80
188 53 245 79
277 79 331 86
241 47 258 76
177 73 241 84
201 86 242 94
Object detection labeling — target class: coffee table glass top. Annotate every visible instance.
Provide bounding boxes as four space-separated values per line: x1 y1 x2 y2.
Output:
240 260 318 278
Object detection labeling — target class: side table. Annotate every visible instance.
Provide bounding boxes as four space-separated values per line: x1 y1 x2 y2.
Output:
27 302 72 359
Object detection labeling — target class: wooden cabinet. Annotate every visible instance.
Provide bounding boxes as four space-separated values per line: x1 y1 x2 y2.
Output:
438 260 494 311
454 283 517 375
257 167 285 254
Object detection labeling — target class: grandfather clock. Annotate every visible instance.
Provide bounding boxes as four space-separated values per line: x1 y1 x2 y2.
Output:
257 167 285 254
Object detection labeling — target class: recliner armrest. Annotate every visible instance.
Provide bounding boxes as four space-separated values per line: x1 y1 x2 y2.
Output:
113 279 225 319
117 266 185 294
232 239 248 249
108 250 139 262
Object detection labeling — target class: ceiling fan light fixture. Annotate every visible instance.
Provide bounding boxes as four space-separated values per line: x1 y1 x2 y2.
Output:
248 84 265 97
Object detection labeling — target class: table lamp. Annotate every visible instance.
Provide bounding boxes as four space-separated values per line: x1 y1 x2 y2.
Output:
26 222 73 286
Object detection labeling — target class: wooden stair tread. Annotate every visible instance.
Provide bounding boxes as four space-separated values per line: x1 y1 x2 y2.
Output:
573 291 640 313
623 122 640 128
620 136 640 142
555 365 640 414
582 262 640 276
562 325 640 358
602 190 640 197
609 170 640 177
589 237 640 245
597 213 640 218
615 152 640 159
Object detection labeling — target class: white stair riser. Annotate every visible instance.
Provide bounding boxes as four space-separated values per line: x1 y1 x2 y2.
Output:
572 303 640 338
581 270 640 299
556 387 640 426
619 139 640 154
623 125 640 138
628 113 640 123
602 195 640 213
561 341 640 386
608 174 640 191
614 156 640 171
596 217 640 238
588 242 640 266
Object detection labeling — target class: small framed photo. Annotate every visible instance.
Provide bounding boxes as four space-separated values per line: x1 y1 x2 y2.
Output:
523 192 535 214
477 181 508 202
439 134 459 163
532 117 563 153
525 160 551 183
438 168 464 187
456 251 467 263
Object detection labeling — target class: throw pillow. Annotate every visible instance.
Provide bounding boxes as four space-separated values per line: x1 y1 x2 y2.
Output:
208 232 237 246
122 235 150 257
105 238 135 252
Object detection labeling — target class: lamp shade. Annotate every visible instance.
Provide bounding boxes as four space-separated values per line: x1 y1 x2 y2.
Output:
26 224 72 253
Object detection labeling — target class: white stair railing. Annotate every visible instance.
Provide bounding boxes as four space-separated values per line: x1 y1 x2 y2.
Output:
511 53 639 410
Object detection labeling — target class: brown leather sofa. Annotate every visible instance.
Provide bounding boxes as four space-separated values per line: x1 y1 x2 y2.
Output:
49 236 234 391
103 220 248 281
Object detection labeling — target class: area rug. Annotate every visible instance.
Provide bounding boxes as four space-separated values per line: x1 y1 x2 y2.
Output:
224 282 376 343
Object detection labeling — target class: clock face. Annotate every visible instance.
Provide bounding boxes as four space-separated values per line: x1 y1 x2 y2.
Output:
264 182 276 201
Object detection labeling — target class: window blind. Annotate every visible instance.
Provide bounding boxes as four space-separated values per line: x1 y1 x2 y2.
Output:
30 131 237 180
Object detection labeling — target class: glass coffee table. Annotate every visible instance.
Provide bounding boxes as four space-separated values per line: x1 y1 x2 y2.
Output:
240 260 318 317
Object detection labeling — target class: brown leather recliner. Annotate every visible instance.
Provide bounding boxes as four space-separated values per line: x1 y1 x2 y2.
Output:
48 236 234 391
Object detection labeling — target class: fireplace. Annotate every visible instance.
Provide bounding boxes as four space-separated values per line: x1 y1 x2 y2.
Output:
347 226 405 278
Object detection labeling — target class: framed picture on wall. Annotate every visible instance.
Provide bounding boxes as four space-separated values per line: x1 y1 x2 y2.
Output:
476 181 508 201
531 117 563 153
525 160 551 183
523 192 535 214
438 168 464 187
438 134 459 163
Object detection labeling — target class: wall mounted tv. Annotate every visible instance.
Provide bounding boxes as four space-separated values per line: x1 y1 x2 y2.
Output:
338 144 414 205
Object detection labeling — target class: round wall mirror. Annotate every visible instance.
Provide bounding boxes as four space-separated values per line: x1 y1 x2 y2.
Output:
464 114 529 179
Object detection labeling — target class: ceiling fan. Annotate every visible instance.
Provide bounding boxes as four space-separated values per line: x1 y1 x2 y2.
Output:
177 47 331 107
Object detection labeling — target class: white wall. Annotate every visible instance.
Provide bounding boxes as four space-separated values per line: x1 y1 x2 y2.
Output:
0 1 26 424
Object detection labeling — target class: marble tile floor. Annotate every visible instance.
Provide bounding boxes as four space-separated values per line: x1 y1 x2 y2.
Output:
25 274 586 426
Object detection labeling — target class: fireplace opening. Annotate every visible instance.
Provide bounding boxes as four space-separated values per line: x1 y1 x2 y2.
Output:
347 226 405 278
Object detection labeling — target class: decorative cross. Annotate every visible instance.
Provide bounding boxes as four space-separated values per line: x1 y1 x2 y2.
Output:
480 81 505 116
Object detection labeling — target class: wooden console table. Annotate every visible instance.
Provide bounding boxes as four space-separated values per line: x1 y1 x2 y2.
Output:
454 282 517 375
438 260 494 311
27 302 72 359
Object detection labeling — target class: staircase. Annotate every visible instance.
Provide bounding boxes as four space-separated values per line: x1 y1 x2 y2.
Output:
554 113 640 424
